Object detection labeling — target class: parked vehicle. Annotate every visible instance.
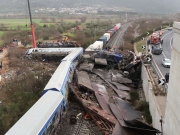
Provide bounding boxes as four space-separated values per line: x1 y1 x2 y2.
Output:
149 32 163 45
151 46 162 55
162 58 171 68
168 27 172 30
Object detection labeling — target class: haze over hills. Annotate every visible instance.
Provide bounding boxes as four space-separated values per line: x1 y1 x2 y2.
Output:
1 0 180 14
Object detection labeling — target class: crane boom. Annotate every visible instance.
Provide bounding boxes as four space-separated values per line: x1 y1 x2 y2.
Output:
27 0 36 48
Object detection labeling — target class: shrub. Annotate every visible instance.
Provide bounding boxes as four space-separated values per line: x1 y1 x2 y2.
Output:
43 35 49 40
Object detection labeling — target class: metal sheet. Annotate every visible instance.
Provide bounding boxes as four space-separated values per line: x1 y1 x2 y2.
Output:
95 58 107 65
92 69 111 80
111 71 132 84
124 119 161 133
112 122 125 135
109 103 160 133
116 98 142 121
110 82 131 91
69 83 117 125
76 71 93 91
116 75 132 84
92 69 130 100
91 83 108 95
107 81 130 100
79 63 94 71
88 105 117 125
109 102 127 127
95 93 113 115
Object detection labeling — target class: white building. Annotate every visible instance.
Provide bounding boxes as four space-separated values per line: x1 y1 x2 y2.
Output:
164 21 180 135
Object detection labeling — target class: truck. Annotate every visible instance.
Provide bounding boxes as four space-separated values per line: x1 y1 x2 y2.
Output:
149 32 163 45
61 36 68 42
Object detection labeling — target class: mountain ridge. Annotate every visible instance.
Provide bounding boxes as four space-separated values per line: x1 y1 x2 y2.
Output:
0 0 180 14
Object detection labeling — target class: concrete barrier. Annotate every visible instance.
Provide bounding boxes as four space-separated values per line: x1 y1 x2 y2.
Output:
141 64 163 132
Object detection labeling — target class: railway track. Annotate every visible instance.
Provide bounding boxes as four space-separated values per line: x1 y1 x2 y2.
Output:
55 103 102 135
105 22 131 49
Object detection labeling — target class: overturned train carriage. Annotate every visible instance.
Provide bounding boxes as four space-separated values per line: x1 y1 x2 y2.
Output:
5 91 65 135
43 48 84 107
25 48 77 61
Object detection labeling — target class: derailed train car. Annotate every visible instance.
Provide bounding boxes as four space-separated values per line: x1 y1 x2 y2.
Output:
43 48 83 106
6 91 64 135
5 22 122 134
25 48 77 61
6 47 84 135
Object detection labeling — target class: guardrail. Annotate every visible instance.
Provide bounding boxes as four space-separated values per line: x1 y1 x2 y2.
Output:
144 30 169 93
151 57 168 93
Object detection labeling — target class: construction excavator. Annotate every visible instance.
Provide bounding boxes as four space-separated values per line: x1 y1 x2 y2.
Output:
61 36 68 42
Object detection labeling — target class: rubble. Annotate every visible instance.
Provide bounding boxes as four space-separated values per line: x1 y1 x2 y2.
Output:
76 71 93 91
56 50 160 135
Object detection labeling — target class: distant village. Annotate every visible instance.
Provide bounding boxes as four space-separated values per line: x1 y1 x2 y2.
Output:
34 6 135 14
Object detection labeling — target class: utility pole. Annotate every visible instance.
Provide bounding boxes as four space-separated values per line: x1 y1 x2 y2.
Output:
27 0 36 48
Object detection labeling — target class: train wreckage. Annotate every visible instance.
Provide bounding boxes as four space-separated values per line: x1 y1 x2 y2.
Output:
25 47 157 135
66 50 160 135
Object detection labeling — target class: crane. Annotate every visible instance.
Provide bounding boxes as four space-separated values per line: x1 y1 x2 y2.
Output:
27 0 36 48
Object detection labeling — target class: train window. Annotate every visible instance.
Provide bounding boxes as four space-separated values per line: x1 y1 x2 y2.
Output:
55 112 58 119
47 124 53 135
52 115 56 124
42 131 46 135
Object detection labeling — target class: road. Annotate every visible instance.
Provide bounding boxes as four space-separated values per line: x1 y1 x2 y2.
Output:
150 30 173 77
106 22 131 49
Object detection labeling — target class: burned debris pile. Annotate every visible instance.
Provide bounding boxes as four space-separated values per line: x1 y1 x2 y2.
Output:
68 51 161 135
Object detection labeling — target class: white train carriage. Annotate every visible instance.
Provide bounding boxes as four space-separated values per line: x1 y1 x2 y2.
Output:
85 41 103 51
42 61 71 95
43 48 83 107
6 91 64 135
62 47 83 62
25 48 77 55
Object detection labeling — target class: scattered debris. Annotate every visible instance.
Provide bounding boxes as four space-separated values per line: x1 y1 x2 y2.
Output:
76 71 93 91
95 58 107 66
70 115 77 124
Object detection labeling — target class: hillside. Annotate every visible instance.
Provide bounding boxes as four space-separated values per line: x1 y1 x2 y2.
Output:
0 0 180 14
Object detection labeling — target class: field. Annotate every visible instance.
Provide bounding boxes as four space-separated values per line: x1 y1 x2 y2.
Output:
136 40 146 52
